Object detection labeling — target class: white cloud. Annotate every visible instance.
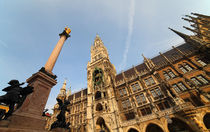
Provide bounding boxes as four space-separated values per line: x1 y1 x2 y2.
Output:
119 0 135 71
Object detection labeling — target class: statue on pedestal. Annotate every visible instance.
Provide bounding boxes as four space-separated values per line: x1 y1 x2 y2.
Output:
50 98 70 130
0 80 34 120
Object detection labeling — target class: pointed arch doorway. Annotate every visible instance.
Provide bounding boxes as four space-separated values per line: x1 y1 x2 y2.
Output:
168 118 194 132
96 117 110 132
146 123 164 132
128 128 139 132
203 113 210 130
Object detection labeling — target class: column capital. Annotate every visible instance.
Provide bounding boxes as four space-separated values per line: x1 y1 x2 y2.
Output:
59 30 70 39
59 27 71 39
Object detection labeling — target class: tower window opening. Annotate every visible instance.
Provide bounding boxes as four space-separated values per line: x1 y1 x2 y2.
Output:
95 91 102 100
96 103 103 111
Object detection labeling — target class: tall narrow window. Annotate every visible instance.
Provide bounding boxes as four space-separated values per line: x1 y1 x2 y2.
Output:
126 99 131 108
119 89 123 97
163 71 170 80
119 88 127 97
168 70 176 78
155 88 162 96
135 82 141 91
122 88 127 95
177 82 187 91
144 79 150 86
197 75 208 84
172 84 181 93
140 94 146 103
131 84 137 92
150 89 157 98
149 77 155 85
122 101 127 109
183 63 193 71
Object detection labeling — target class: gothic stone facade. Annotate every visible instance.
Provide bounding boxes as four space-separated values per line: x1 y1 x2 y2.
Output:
48 13 210 132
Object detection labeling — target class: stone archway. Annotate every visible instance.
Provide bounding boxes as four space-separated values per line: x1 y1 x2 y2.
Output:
146 123 164 132
203 113 210 129
96 117 110 132
168 118 194 132
128 128 139 132
96 103 103 111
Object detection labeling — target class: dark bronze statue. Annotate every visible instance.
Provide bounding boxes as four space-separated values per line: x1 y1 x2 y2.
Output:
0 80 33 120
50 98 70 130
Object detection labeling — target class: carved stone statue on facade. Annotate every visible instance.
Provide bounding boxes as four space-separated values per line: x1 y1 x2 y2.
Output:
50 98 70 130
0 80 34 120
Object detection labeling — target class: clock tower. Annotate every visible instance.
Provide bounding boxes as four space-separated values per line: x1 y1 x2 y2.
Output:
86 35 120 132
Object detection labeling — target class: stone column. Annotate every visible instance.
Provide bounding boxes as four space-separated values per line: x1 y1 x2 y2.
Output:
0 27 71 131
45 27 71 73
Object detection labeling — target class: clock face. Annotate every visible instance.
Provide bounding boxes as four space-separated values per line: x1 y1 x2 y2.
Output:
93 68 103 85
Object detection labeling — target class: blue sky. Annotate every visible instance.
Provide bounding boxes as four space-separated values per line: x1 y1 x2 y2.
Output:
0 0 210 113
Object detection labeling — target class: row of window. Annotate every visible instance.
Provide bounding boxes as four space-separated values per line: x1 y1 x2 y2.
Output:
172 75 209 93
119 77 156 97
124 100 171 119
163 58 207 80
191 75 208 86
172 82 187 93
122 88 164 109
70 102 87 113
178 62 193 73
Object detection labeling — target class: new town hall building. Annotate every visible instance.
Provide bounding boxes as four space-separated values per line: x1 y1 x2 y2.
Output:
46 13 210 132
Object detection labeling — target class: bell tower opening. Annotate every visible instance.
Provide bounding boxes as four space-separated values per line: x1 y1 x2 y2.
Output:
96 103 103 111
95 91 102 100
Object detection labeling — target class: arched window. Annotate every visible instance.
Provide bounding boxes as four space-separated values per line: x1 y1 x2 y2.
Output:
96 103 103 111
95 91 102 100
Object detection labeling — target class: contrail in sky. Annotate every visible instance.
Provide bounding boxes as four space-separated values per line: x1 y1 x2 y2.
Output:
119 0 135 71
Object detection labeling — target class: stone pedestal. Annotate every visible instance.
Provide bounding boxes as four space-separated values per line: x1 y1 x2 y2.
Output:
0 70 57 131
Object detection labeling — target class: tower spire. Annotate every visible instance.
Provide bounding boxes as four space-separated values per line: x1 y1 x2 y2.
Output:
58 79 67 99
66 85 72 98
168 27 191 41
90 35 109 63
94 34 104 47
